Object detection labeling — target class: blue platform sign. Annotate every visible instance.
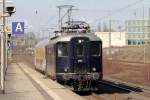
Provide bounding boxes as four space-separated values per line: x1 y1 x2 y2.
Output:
12 22 24 34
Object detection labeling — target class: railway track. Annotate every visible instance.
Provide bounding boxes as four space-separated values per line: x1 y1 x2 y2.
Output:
91 84 150 100
80 92 110 100
82 79 150 100
104 58 147 65
132 88 150 99
91 93 109 100
19 54 150 100
98 80 141 92
98 80 150 100
104 76 150 91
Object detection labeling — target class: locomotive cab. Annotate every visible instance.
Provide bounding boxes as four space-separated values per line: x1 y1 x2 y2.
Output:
45 34 102 91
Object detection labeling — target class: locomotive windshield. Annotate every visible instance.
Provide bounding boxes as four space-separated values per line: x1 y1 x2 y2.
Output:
90 42 100 56
57 42 68 57
76 44 84 56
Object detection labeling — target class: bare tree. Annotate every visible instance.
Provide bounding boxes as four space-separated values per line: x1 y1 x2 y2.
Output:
103 22 109 32
97 22 101 32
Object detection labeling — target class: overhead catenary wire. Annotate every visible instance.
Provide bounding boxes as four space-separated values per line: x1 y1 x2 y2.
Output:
45 0 73 31
91 0 145 23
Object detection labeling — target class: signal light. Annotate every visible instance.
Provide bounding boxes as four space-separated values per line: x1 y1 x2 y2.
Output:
8 33 11 39
7 34 11 47
7 40 11 47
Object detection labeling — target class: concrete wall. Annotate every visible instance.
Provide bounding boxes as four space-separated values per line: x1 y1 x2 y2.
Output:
95 32 127 48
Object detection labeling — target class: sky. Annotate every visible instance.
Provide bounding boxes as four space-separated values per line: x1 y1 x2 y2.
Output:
3 0 150 37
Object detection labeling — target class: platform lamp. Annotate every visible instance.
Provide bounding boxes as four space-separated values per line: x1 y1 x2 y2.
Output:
0 0 16 94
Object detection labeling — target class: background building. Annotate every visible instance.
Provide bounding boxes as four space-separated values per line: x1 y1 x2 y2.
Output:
95 32 126 48
125 20 150 45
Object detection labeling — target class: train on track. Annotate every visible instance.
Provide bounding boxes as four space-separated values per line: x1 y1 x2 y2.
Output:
34 21 103 91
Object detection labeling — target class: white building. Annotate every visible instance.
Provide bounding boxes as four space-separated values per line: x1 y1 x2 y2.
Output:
125 20 150 45
95 32 127 48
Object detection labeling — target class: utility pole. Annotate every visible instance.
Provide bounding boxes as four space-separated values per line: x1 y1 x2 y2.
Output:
1 0 6 94
142 6 149 81
109 19 112 59
143 6 145 64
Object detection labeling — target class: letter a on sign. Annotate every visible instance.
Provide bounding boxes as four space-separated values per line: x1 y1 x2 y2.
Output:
12 22 24 34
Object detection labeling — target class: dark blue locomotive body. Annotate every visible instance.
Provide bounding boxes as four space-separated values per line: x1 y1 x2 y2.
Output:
45 33 102 91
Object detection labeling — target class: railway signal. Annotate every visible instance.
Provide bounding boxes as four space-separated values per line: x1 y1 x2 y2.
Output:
7 33 11 46
8 33 11 38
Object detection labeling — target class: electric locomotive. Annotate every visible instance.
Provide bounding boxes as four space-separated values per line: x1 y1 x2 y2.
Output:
35 21 103 91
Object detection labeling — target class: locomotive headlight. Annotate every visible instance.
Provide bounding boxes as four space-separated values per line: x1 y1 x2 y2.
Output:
64 68 68 72
78 40 82 43
78 39 84 43
92 73 99 80
92 67 96 72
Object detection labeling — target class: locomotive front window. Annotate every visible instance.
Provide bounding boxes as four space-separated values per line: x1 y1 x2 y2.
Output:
90 42 100 56
76 44 84 56
57 43 68 57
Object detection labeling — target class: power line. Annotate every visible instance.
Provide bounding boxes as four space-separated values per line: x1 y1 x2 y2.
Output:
46 1 73 30
112 0 144 15
92 0 145 23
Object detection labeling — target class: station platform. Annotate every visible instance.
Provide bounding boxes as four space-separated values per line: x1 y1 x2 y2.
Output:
0 62 86 100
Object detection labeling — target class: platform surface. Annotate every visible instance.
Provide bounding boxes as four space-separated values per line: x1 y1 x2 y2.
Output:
0 62 85 100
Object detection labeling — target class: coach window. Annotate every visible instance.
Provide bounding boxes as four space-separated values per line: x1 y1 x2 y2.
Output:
57 43 68 57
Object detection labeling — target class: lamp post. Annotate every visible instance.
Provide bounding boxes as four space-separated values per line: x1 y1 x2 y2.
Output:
1 0 6 94
0 0 15 93
109 19 112 59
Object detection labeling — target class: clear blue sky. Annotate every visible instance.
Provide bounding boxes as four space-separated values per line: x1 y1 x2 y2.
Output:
9 0 150 35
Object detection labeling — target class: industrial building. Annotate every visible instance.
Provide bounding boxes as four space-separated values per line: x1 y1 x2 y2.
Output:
125 20 150 45
96 20 150 47
95 32 126 48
